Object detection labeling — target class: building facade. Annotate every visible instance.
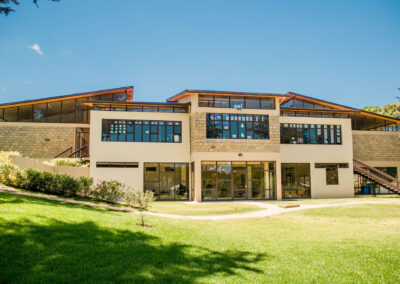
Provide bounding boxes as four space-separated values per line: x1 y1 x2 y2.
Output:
1 86 399 201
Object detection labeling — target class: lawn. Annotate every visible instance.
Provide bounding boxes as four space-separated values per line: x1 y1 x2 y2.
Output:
262 194 400 206
1 192 399 283
151 201 261 216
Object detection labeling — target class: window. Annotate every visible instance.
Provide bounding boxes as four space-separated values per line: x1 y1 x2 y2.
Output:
281 98 334 110
281 123 341 145
198 94 275 110
144 163 189 200
207 113 269 140
281 163 311 198
201 161 276 200
326 166 339 185
314 163 344 185
102 119 182 143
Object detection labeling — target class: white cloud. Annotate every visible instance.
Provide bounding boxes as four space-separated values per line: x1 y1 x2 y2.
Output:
28 43 43 55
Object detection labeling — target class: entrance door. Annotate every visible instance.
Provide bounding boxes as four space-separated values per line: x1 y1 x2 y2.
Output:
232 162 247 199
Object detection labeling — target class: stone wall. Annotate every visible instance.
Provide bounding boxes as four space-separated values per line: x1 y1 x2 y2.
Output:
352 130 400 161
0 122 78 159
190 112 280 153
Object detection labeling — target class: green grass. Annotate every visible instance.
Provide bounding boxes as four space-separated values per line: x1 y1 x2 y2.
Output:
1 192 399 283
151 201 261 216
261 194 400 206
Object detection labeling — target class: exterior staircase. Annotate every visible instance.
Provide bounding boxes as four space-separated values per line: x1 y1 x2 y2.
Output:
54 144 89 159
353 158 400 195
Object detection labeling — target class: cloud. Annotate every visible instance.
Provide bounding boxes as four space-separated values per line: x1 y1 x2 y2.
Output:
28 43 43 55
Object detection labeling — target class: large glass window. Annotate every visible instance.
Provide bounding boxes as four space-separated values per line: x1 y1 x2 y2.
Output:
201 161 276 200
3 107 18 122
33 103 47 122
18 105 33 122
281 123 341 145
281 163 311 198
281 98 334 110
102 119 182 143
207 113 269 140
199 94 275 110
62 99 76 123
144 163 189 200
47 101 61 123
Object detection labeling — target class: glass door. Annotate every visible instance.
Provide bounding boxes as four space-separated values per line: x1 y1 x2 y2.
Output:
232 162 247 199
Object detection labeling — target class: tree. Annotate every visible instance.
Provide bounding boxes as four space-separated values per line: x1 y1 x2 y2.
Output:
362 103 400 119
125 190 156 227
0 0 59 16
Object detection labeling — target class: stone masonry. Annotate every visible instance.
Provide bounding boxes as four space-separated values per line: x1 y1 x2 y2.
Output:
0 124 76 159
352 130 400 161
190 112 280 153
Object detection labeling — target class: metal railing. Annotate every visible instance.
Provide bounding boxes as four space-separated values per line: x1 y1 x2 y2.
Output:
353 158 400 193
53 146 73 158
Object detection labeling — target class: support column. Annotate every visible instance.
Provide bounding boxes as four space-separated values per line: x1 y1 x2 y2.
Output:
276 159 282 200
194 160 202 202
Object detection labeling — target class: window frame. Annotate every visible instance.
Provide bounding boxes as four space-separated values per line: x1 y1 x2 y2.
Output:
101 119 182 143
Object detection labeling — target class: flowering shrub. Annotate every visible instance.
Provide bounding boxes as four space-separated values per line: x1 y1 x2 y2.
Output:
92 180 126 202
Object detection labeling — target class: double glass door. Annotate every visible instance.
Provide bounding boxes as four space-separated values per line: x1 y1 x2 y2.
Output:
201 161 276 200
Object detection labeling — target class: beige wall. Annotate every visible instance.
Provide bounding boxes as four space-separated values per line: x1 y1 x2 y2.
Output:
9 154 90 178
0 122 86 159
280 116 354 198
89 110 190 192
353 130 400 162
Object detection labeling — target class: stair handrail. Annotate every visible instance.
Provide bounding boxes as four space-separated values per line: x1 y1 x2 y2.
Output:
68 144 88 158
54 146 73 158
353 158 400 187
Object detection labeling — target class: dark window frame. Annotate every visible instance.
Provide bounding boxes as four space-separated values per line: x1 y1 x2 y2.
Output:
102 119 182 143
281 123 342 145
143 162 189 201
198 94 275 110
207 113 269 140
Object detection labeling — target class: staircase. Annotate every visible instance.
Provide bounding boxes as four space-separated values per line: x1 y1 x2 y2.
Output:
54 144 89 159
353 158 400 195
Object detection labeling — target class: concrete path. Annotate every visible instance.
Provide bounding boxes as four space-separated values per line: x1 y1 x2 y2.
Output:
1 186 399 220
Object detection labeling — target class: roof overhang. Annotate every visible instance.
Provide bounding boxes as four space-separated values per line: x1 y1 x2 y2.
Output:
282 92 400 124
0 86 134 108
167 89 285 102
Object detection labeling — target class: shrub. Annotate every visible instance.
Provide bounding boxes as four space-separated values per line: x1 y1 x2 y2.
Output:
92 180 125 202
77 176 94 198
125 190 155 226
49 158 83 167
21 168 81 197
0 163 19 186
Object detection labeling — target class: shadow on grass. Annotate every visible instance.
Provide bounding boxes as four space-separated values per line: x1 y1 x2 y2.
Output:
0 191 122 214
0 195 268 283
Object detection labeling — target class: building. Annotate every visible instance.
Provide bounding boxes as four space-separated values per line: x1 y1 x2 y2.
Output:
1 86 399 201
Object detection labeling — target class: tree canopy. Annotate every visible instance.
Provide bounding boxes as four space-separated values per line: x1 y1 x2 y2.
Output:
362 103 400 119
0 0 59 15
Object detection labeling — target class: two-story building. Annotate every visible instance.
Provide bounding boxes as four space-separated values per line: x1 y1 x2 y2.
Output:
1 86 399 201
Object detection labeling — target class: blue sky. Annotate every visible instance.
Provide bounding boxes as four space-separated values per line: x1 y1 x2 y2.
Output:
0 0 399 107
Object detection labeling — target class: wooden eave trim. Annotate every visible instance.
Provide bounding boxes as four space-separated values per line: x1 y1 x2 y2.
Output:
281 107 400 124
84 101 190 108
167 91 284 102
0 87 133 109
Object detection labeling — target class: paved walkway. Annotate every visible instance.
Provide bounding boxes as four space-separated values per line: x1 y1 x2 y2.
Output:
1 186 399 220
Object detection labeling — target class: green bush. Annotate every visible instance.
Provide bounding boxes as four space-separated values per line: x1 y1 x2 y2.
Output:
92 180 126 202
77 176 94 198
21 168 81 197
49 158 83 167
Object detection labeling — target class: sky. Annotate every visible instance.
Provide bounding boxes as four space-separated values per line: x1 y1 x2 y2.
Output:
0 0 399 108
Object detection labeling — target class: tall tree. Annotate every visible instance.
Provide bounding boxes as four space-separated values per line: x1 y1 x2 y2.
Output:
362 103 400 119
0 0 59 15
